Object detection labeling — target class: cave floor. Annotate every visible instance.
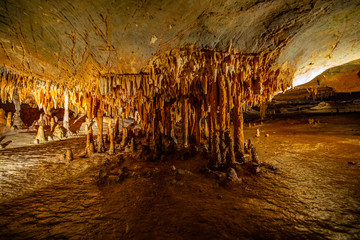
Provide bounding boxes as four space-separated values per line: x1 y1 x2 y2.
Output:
0 113 359 239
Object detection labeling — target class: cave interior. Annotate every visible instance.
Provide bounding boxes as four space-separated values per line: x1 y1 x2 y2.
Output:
0 0 359 239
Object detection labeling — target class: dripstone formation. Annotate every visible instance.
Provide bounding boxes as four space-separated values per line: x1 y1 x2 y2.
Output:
0 45 293 168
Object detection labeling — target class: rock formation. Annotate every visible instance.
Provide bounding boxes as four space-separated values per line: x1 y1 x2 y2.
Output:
0 0 358 168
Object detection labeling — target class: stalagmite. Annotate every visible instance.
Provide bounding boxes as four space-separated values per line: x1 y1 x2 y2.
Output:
65 149 73 163
129 138 135 152
53 125 65 139
50 118 55 132
256 129 260 137
35 126 46 143
86 122 95 156
121 127 128 147
108 120 115 155
6 112 12 128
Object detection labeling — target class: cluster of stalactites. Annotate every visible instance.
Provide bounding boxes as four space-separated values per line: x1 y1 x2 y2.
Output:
98 47 294 141
0 46 294 151
0 67 92 115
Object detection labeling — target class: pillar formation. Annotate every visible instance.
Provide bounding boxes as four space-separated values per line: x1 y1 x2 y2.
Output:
86 122 95 156
219 75 227 166
13 89 22 129
96 104 105 153
109 120 115 155
181 97 189 148
194 103 202 150
234 94 245 155
63 92 72 136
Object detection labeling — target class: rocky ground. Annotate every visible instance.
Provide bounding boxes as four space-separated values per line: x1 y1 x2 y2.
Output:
0 113 359 239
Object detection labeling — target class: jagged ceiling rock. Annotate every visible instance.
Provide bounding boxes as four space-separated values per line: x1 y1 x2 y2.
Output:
0 0 359 89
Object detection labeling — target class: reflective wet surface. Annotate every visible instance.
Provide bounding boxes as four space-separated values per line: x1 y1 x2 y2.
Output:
0 114 359 239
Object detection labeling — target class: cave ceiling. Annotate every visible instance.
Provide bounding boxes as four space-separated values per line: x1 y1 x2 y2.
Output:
0 0 359 91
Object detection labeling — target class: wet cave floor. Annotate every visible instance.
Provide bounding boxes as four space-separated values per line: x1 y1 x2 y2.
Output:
0 113 359 239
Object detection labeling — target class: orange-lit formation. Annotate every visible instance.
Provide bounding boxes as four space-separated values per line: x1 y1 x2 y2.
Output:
0 46 294 168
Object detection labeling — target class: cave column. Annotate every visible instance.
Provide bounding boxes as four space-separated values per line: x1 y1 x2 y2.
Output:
12 89 22 129
96 100 105 153
219 75 227 166
209 74 220 167
233 87 245 155
86 123 95 156
63 92 71 136
181 97 189 148
164 102 172 136
206 108 212 152
260 100 267 120
153 107 163 160
114 117 119 142
85 94 94 156
108 120 115 155
194 103 202 150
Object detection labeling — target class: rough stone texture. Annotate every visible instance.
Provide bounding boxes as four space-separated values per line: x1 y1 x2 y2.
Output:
0 0 358 89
